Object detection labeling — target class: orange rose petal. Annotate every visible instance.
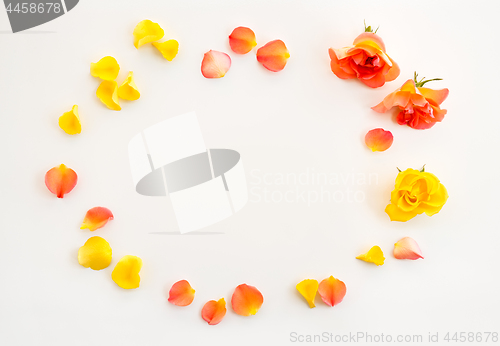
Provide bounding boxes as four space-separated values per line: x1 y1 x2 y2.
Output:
168 280 195 306
328 48 356 79
385 56 400 82
365 128 393 152
202 298 227 325
353 32 386 52
318 276 346 307
256 39 290 72
229 26 257 54
96 80 121 111
231 283 263 316
45 164 77 198
394 237 424 260
417 87 449 106
201 50 231 78
80 207 114 232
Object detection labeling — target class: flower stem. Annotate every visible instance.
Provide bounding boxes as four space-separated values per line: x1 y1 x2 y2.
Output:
414 72 442 87
364 20 379 33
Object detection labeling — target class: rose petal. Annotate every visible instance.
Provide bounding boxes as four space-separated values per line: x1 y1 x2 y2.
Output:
96 80 121 110
356 246 385 266
201 50 231 78
328 48 356 79
80 207 114 232
231 284 263 316
133 19 164 49
118 71 141 101
318 276 346 307
90 56 120 81
168 280 195 306
384 56 400 82
418 87 449 106
256 40 290 72
353 32 386 52
229 26 257 54
59 105 81 135
394 237 424 260
152 39 179 61
111 255 142 289
365 128 393 152
296 279 318 308
78 236 112 270
45 164 77 198
202 298 227 325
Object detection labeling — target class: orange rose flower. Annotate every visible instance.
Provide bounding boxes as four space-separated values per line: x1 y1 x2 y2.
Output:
328 26 399 88
372 74 449 130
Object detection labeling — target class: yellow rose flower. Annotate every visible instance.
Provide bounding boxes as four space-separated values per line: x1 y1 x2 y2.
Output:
385 168 448 222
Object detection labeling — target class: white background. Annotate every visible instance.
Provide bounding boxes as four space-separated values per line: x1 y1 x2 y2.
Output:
1 0 499 345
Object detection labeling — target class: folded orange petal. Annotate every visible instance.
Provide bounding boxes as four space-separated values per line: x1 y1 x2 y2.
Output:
352 32 386 52
133 19 164 49
229 26 257 54
112 255 142 289
78 236 112 270
356 246 385 266
231 283 263 316
256 40 290 72
96 80 121 110
296 279 318 308
168 280 195 306
80 207 114 232
45 164 77 198
202 298 227 325
201 50 231 78
59 105 81 135
118 71 140 101
90 56 120 81
152 39 179 61
365 128 393 152
318 276 346 307
417 87 449 106
394 237 424 260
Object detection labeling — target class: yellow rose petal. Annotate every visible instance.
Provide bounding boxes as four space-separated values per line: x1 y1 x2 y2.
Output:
356 246 385 266
58 105 81 135
90 56 120 81
96 80 121 111
118 71 140 101
296 279 318 308
78 236 112 270
112 255 142 289
133 20 164 49
152 39 179 61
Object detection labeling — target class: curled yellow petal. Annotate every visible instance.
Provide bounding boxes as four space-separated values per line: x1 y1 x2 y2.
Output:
118 72 140 101
153 40 179 61
133 20 164 49
356 246 385 266
78 236 112 270
296 279 318 308
96 80 121 111
90 56 120 81
59 105 81 135
112 255 142 289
